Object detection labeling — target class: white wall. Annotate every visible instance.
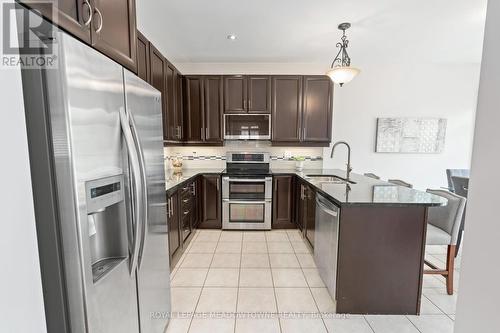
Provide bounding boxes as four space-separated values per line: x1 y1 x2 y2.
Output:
454 0 500 331
323 62 480 189
0 1 47 331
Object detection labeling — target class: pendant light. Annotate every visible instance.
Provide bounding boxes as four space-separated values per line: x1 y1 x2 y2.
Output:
326 22 360 86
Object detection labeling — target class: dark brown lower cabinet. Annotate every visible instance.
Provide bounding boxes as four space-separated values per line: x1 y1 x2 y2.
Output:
199 175 221 229
167 190 180 264
272 175 295 228
304 184 316 247
296 180 316 246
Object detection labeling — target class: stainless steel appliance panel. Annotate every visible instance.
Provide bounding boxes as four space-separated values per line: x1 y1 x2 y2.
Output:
224 114 271 140
124 70 170 333
222 199 272 230
50 31 139 333
314 193 340 302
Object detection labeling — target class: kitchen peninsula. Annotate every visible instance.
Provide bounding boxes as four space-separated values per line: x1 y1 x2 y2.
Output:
165 168 446 315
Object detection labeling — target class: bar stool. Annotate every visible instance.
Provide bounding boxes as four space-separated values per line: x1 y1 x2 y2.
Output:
450 176 469 257
424 189 466 295
388 179 413 188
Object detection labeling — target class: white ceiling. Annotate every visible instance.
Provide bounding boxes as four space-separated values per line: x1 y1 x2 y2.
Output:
137 0 487 66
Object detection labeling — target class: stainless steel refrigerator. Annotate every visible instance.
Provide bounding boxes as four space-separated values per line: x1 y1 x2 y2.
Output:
20 13 171 333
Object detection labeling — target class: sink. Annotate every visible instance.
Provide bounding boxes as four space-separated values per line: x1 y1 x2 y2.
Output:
305 174 356 184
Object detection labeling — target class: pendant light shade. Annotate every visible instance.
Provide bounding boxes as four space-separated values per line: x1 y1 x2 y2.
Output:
326 23 359 86
326 66 360 86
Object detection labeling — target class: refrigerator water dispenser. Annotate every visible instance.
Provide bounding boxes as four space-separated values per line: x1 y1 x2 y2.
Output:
85 175 128 283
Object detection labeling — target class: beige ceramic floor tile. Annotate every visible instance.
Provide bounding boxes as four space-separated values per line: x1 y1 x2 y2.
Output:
272 268 307 287
296 253 316 268
407 315 454 333
242 242 268 254
181 254 214 268
269 254 300 268
171 287 202 312
165 318 191 333
323 316 374 333
195 287 238 313
204 268 240 287
291 241 311 254
310 288 335 313
239 268 273 287
189 318 234 333
237 287 277 313
189 242 218 254
280 317 327 333
365 315 419 333
275 288 318 313
302 268 326 287
241 254 270 268
216 241 242 254
171 268 208 287
267 241 294 253
211 253 241 268
235 318 281 333
219 231 243 242
243 232 266 242
265 232 289 242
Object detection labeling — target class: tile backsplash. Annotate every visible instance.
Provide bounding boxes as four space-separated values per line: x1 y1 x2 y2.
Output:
164 142 323 170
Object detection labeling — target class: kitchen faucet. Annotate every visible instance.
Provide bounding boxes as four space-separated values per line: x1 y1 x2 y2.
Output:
330 141 352 182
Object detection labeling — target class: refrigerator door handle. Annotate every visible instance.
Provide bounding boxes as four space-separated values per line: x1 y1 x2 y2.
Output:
128 112 149 270
119 108 142 276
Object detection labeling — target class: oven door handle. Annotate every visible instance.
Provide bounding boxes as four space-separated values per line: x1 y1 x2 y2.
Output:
222 199 272 204
222 178 272 182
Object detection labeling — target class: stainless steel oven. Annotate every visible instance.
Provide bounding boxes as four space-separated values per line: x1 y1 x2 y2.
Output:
222 177 272 230
224 114 271 140
222 152 272 230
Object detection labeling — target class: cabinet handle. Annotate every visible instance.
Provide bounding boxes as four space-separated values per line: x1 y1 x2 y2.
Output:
93 7 103 33
243 99 247 110
248 99 251 109
216 178 219 191
183 211 189 216
166 198 170 218
82 0 93 26
201 127 204 140
205 128 208 140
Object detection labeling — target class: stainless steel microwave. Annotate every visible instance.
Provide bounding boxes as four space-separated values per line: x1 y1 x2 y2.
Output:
223 114 271 140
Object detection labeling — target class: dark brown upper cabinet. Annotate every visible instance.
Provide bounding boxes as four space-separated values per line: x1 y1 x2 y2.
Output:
149 44 167 140
19 0 92 43
224 76 246 113
272 175 296 229
224 75 271 114
272 75 333 146
183 76 223 144
136 31 149 82
20 0 137 72
90 0 137 72
272 76 303 142
302 76 333 143
247 76 271 113
183 76 204 142
165 62 176 141
203 76 223 143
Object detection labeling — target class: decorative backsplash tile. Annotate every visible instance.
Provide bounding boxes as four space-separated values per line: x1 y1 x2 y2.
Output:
164 145 324 170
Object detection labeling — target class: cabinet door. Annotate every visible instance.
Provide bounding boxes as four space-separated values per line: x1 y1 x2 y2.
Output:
204 76 223 143
20 0 92 43
272 176 295 228
305 185 316 248
165 63 176 140
224 76 247 113
167 191 180 257
183 76 204 142
136 31 149 82
91 0 137 72
296 181 305 231
247 76 271 113
272 76 302 142
149 44 167 140
174 70 183 141
199 175 221 228
302 76 333 143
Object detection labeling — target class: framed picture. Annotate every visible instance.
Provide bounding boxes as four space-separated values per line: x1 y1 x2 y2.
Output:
375 117 447 153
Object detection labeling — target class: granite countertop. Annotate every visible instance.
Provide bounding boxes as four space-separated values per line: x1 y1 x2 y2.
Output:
165 168 224 191
165 168 447 207
272 169 448 207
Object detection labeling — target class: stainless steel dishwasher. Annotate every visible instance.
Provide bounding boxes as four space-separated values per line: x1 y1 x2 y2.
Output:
314 193 340 301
